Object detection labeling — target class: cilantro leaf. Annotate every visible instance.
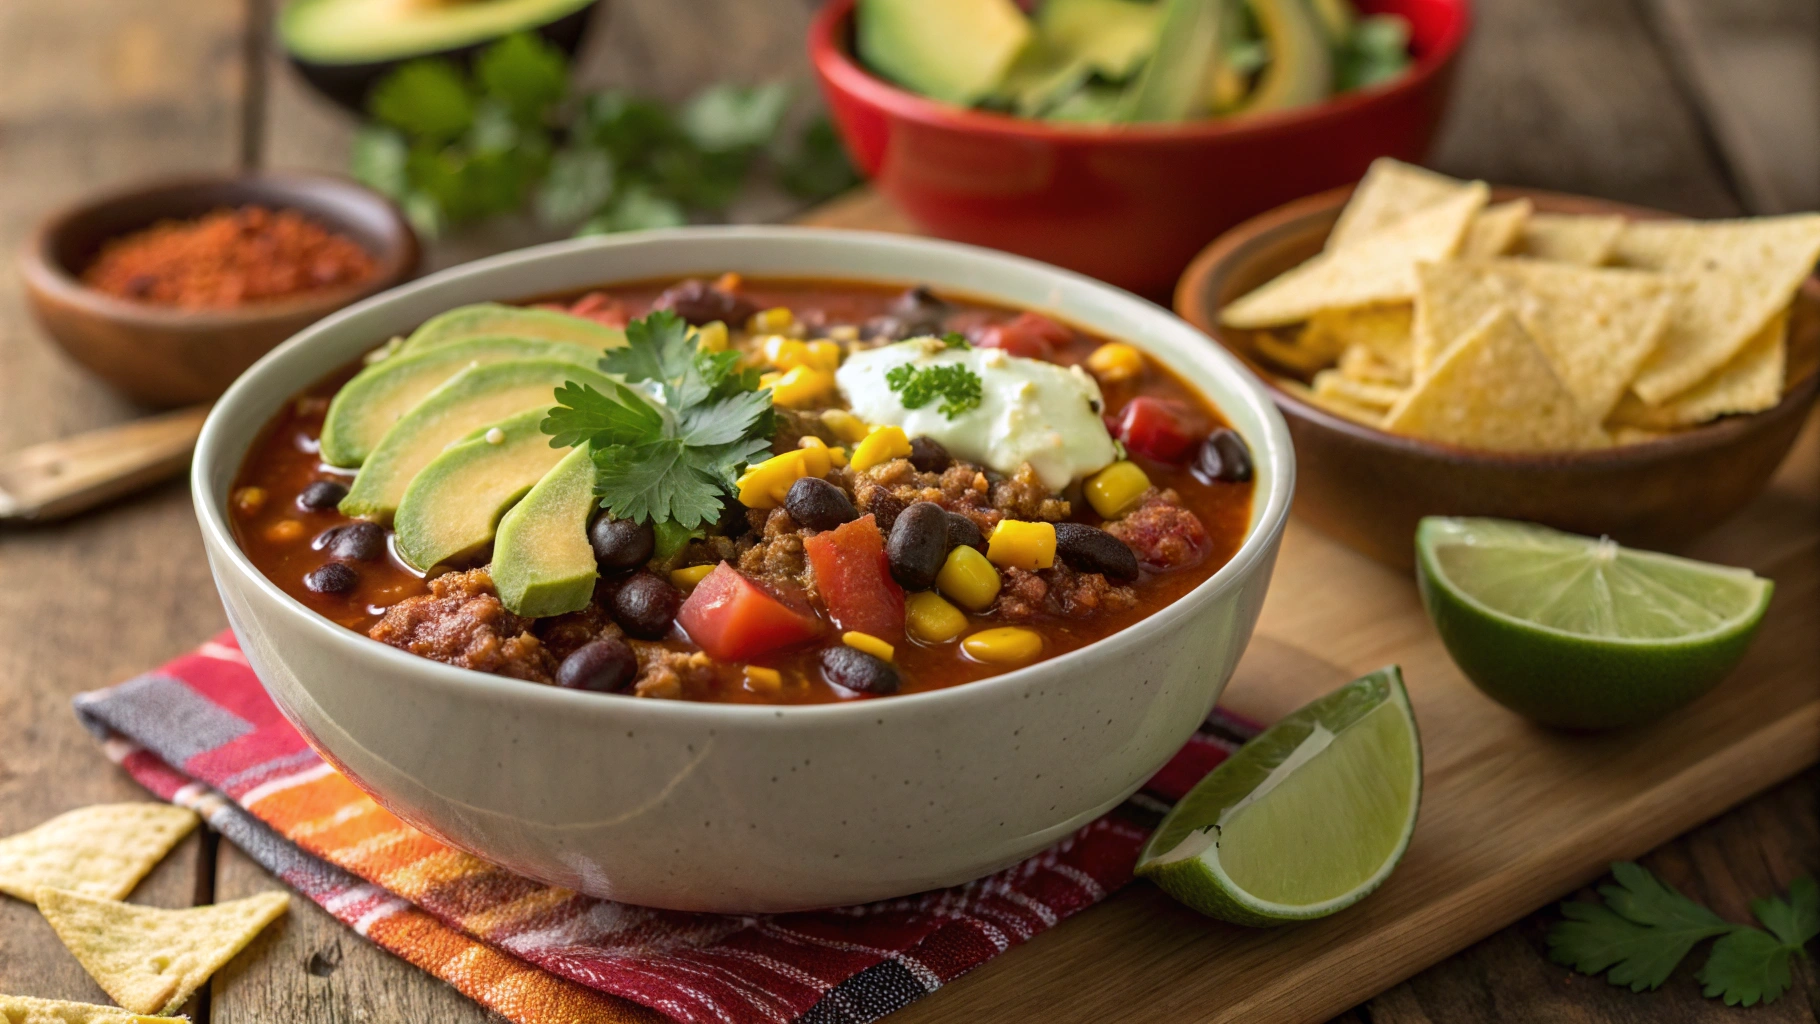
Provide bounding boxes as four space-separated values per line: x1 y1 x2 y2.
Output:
776 115 861 200
680 82 791 152
537 146 615 226
369 59 474 143
475 32 568 123
678 387 772 447
1546 862 1732 991
540 380 666 450
603 310 696 400
580 186 689 234
1698 927 1795 1007
1754 876 1820 950
349 126 409 198
886 363 983 419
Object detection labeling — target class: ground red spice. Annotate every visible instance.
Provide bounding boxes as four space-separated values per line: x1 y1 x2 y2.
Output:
82 205 376 309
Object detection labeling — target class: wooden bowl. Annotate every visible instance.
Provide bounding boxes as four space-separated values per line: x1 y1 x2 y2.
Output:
1176 185 1820 569
20 174 420 408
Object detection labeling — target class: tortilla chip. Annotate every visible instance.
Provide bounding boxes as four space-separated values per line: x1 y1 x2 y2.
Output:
1223 184 1489 328
1461 199 1534 259
1610 425 1677 446
1518 213 1625 265
1302 304 1414 368
36 889 289 1015
1338 343 1411 385
1412 260 1676 418
0 805 199 906
1327 158 1474 251
1385 308 1602 451
0 994 174 1024
1608 311 1788 429
1314 368 1403 409
1613 214 1820 402
1251 330 1338 376
1281 378 1386 427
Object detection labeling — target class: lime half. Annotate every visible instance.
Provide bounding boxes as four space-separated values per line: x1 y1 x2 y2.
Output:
1135 668 1421 926
1416 517 1773 730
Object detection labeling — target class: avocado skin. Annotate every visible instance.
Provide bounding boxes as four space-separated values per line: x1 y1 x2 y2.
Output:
284 1 599 114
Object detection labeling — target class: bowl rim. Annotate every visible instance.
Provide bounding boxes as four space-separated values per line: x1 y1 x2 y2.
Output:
1174 182 1820 467
807 0 1472 145
193 225 1296 722
19 171 421 330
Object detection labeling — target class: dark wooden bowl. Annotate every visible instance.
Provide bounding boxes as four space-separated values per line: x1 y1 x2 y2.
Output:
20 173 420 408
1176 185 1820 569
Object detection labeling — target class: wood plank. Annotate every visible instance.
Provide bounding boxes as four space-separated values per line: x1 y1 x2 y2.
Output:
0 0 243 1006
1643 0 1820 215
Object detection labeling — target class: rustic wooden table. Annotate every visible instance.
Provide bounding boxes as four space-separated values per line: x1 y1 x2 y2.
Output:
1 1 1816 1021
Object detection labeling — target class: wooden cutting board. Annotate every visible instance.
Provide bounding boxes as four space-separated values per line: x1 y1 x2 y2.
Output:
797 190 1820 1024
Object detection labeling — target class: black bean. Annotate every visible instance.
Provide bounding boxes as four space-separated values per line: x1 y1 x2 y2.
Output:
887 501 949 590
860 489 906 532
303 562 358 594
652 278 757 327
820 645 900 696
1055 523 1141 581
1194 428 1254 484
944 512 983 550
890 285 950 332
297 479 349 511
717 497 752 538
907 436 950 474
611 572 682 639
785 477 859 532
555 638 638 693
314 522 386 561
590 516 655 572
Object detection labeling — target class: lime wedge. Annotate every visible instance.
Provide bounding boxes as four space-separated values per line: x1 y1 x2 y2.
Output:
1416 517 1773 730
1135 668 1421 926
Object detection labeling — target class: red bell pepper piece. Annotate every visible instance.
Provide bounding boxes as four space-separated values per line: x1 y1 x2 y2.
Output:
976 312 1073 361
676 563 823 661
802 514 905 640
1116 396 1202 463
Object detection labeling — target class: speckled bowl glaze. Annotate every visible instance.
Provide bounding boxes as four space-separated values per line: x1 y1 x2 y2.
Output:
192 228 1294 913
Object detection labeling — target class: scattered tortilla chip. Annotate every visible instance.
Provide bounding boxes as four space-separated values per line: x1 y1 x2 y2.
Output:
1337 343 1411 385
0 994 175 1024
1609 311 1788 430
1462 199 1534 259
1518 213 1625 265
1412 260 1676 418
1327 158 1475 251
1223 184 1489 328
36 888 289 1015
1280 379 1385 427
1385 308 1602 451
0 805 199 906
1614 214 1820 403
1301 304 1414 368
1314 368 1403 410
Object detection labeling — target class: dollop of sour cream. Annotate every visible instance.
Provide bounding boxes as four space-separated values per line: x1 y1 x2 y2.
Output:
836 337 1118 490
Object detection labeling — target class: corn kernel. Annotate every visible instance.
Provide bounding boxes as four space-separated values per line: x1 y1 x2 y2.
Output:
851 425 912 472
842 631 896 662
231 486 268 516
750 307 794 334
1086 461 1151 519
743 665 782 691
766 366 836 408
264 519 306 543
987 519 1057 570
828 446 848 468
736 450 811 509
695 320 729 352
804 339 842 372
827 325 860 342
1086 342 1145 382
820 409 870 444
761 334 807 369
797 436 834 477
962 627 1043 664
905 592 968 643
670 564 715 588
937 545 1001 612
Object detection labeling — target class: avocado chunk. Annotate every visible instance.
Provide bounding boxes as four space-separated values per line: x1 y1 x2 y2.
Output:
399 303 625 355
320 337 600 468
857 0 1033 106
392 408 573 572
1038 0 1164 81
340 359 618 523
1237 0 1333 114
491 443 600 617
1120 0 1233 122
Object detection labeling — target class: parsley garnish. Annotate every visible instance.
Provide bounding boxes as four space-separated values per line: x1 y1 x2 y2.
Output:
542 311 773 529
885 363 982 419
942 331 970 350
1547 863 1818 1007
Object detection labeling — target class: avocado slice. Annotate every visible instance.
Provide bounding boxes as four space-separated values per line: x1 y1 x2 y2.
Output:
391 408 573 572
339 359 618 523
400 303 626 355
491 443 599 617
1038 0 1164 81
1120 0 1233 122
1236 0 1333 114
320 337 600 468
857 0 1033 106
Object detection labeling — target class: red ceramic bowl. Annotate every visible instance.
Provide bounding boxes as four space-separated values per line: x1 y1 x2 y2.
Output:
809 0 1470 296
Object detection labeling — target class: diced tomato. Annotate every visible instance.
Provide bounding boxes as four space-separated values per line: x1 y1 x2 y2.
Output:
676 563 823 661
802 514 905 640
976 312 1073 361
1115 396 1202 463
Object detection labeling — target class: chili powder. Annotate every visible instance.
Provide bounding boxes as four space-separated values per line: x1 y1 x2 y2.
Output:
83 206 376 309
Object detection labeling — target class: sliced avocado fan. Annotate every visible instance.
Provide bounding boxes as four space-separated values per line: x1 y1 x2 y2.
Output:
399 303 626 356
491 443 601 618
1120 0 1233 122
856 0 1033 106
392 408 575 572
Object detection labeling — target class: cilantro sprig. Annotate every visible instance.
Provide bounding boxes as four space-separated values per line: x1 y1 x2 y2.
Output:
1547 862 1818 1007
885 362 983 419
542 311 774 529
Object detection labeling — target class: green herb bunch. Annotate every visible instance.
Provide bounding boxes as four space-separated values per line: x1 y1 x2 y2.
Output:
350 33 859 237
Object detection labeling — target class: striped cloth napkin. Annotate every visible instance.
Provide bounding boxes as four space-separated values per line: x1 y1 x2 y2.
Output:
73 631 1253 1024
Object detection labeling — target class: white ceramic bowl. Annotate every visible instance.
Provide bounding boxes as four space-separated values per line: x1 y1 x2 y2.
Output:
193 227 1295 913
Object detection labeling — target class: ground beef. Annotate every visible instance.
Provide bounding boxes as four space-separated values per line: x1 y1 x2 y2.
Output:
629 643 716 700
992 564 1137 621
1105 488 1209 571
847 457 1003 534
534 602 622 662
369 569 555 682
990 463 1070 522
736 508 814 592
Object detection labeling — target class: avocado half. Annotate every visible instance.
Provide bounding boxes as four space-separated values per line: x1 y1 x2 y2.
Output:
280 0 603 114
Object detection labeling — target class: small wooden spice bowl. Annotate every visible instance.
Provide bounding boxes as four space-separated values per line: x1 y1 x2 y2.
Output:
1176 185 1820 570
20 173 420 407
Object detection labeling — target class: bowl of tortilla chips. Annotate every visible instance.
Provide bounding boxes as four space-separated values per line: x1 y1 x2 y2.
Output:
1177 159 1820 568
